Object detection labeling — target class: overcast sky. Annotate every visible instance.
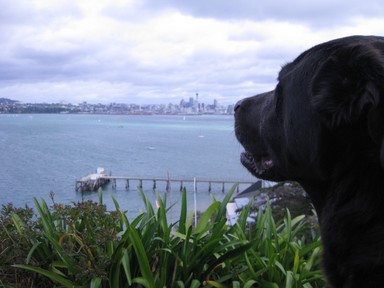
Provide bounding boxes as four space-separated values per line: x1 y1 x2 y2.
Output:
1 0 384 105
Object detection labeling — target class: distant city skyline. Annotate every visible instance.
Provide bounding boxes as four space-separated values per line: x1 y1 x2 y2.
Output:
0 95 228 106
0 97 235 115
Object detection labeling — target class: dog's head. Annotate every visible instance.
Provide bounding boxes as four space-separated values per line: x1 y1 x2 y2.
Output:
235 35 384 185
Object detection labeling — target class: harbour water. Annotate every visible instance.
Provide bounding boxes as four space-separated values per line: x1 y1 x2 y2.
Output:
0 114 256 219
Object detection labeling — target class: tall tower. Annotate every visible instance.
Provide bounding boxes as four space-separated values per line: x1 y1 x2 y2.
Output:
195 92 199 112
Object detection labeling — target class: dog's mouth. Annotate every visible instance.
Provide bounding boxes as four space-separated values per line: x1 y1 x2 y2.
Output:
240 151 274 176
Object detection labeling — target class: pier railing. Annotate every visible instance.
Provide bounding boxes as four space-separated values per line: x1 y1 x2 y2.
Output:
75 171 256 193
106 176 255 193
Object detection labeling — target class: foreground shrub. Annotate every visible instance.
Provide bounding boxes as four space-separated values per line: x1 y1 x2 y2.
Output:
0 186 326 287
0 203 53 287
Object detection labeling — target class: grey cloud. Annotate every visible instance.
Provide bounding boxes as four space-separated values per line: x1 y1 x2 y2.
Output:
1 46 92 82
141 0 384 27
0 1 82 26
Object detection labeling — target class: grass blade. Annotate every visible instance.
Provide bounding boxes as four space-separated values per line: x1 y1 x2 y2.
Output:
90 277 102 288
126 225 155 287
194 201 220 235
13 264 75 287
178 188 187 234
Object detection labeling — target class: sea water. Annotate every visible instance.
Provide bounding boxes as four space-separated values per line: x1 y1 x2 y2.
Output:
0 114 255 219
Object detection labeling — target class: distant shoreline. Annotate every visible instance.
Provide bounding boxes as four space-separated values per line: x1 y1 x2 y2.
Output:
0 97 235 115
0 111 233 116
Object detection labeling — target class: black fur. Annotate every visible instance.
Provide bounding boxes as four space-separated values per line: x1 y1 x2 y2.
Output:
234 35 384 287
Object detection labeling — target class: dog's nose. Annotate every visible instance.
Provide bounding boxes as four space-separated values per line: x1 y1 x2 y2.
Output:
234 99 243 112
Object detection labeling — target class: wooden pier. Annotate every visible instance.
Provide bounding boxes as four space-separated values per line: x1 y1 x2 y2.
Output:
75 168 110 192
75 169 255 193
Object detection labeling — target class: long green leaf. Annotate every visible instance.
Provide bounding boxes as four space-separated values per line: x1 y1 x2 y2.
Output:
156 191 169 235
214 184 236 222
33 198 54 237
138 188 155 217
91 277 102 288
243 280 257 288
178 188 187 234
109 254 121 287
127 225 155 287
11 213 24 235
122 248 133 285
293 248 300 274
259 280 279 288
204 280 226 288
194 201 220 235
26 241 42 264
285 271 294 288
190 279 201 288
111 194 120 209
133 277 152 287
13 264 75 287
203 240 255 279
304 247 322 272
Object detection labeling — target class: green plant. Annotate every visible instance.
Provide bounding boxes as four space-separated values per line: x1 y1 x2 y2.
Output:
235 202 325 287
0 203 52 287
108 186 255 287
3 185 327 287
11 197 122 287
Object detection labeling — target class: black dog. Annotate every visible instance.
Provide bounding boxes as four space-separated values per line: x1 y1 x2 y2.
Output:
234 35 384 287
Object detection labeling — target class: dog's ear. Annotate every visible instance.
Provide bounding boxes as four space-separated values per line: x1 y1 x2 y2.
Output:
311 42 384 167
